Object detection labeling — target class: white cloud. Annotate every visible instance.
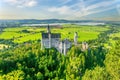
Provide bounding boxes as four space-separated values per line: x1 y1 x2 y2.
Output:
48 6 75 15
85 1 117 11
74 0 118 16
26 0 37 7
59 0 72 6
4 0 37 8
48 0 120 19
116 5 120 15
74 6 116 18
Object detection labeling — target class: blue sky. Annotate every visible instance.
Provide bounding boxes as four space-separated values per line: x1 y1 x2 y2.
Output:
0 0 120 21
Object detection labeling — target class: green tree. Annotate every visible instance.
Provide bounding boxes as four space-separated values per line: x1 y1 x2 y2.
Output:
82 66 109 80
104 41 120 80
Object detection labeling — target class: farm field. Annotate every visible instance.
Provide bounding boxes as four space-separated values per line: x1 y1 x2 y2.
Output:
0 24 109 43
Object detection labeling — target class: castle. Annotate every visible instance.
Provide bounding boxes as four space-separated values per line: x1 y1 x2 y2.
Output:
41 25 78 55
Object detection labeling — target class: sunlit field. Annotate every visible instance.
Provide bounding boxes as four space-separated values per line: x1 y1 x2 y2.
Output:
0 24 110 43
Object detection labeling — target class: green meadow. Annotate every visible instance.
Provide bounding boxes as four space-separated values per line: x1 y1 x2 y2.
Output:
0 24 109 43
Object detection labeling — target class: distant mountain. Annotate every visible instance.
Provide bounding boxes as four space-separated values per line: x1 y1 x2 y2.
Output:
0 19 120 23
0 19 69 24
0 19 120 27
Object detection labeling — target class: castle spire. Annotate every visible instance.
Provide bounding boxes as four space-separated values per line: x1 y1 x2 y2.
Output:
47 24 51 33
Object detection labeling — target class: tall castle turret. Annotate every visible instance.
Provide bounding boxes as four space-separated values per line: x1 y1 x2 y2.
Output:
47 25 52 48
41 24 51 50
64 40 67 55
41 36 43 50
74 32 78 45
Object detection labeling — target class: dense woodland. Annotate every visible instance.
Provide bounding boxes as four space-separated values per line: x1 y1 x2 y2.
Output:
0 26 120 80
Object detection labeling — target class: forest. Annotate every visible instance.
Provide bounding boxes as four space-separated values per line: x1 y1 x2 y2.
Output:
0 24 120 80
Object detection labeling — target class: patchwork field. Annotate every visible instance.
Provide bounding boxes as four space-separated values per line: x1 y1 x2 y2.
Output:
0 24 109 43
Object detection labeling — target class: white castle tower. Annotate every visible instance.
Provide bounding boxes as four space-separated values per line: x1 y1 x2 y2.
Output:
41 37 43 50
63 40 67 55
47 25 52 48
74 32 78 45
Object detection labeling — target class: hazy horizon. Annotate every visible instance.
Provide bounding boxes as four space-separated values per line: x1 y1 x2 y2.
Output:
0 0 120 21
